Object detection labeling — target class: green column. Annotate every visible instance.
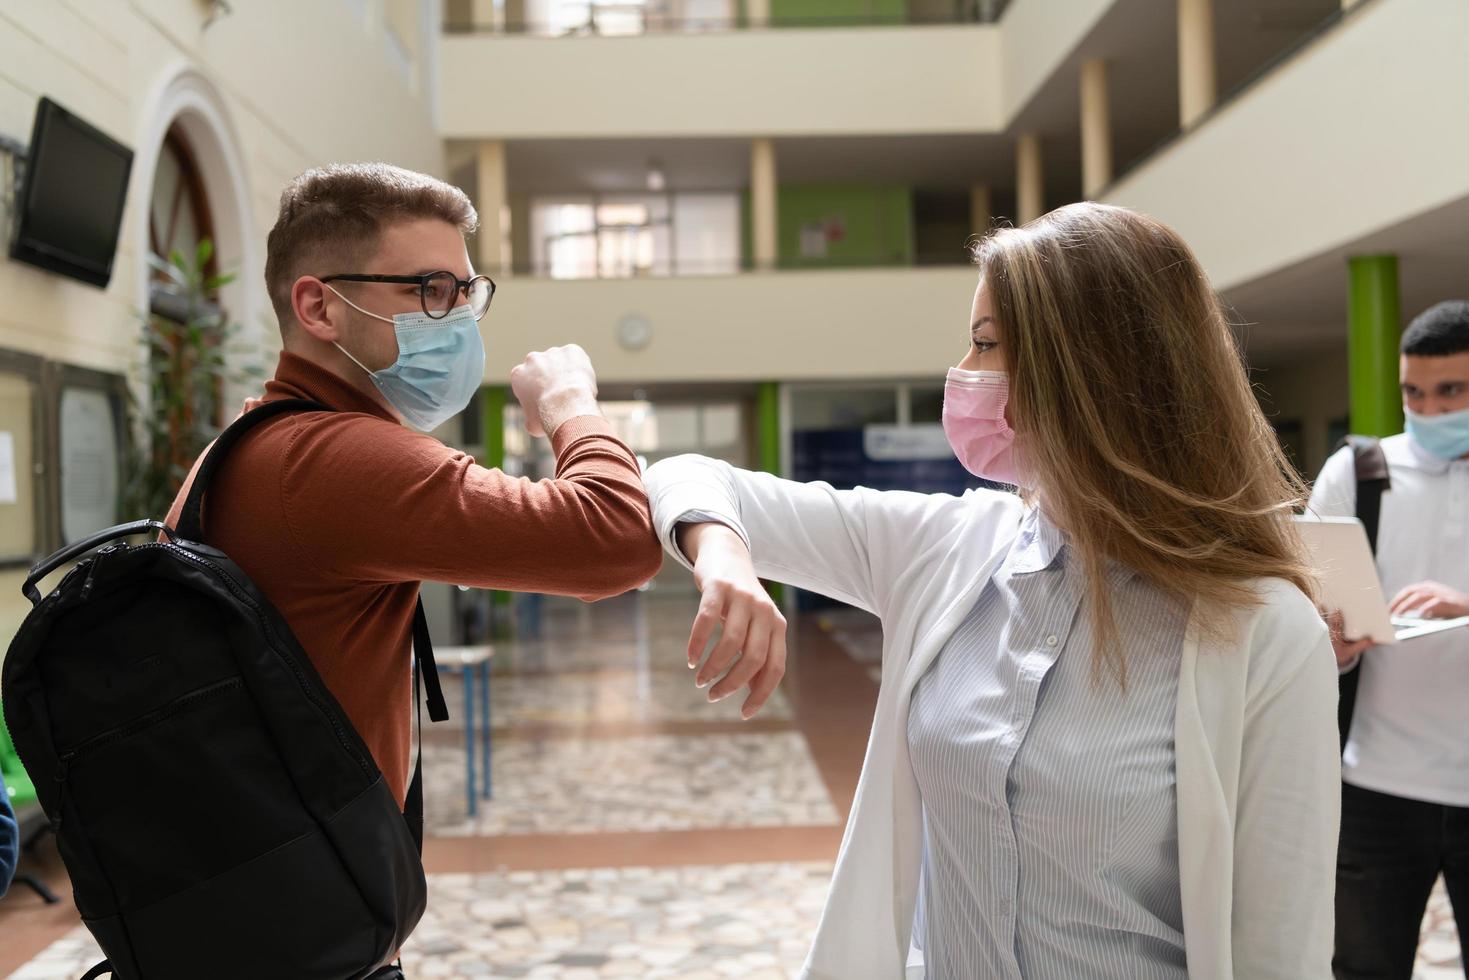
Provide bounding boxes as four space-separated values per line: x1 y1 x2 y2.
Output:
756 381 781 476
1347 255 1403 438
755 382 784 604
479 386 513 618
481 385 507 471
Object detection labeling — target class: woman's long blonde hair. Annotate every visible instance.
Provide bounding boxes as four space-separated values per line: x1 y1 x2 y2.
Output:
976 203 1316 682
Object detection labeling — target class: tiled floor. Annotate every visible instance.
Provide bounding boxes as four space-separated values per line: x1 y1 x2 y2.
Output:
8 860 834 980
1420 879 1464 978
425 733 838 836
3 591 1463 979
9 875 1461 980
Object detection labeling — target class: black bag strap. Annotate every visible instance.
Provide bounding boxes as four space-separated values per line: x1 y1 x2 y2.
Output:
80 961 111 979
1335 435 1391 750
175 398 331 543
1343 435 1391 553
404 598 448 854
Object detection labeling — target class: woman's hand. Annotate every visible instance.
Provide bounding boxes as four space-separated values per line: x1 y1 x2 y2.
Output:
1325 609 1372 670
677 522 788 719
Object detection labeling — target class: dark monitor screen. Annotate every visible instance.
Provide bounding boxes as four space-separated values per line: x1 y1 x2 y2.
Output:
10 97 133 289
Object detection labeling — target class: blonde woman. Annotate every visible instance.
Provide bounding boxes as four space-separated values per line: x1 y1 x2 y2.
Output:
644 203 1339 980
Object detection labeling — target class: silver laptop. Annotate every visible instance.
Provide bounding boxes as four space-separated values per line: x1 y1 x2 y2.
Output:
1293 515 1469 645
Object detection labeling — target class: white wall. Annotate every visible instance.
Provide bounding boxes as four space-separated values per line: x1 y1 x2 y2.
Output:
481 266 981 383
1103 0 1469 294
0 0 443 650
440 26 1005 138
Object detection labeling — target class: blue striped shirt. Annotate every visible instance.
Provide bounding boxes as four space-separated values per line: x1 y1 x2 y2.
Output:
907 506 1189 980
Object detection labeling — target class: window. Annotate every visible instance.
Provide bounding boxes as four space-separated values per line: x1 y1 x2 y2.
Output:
791 386 900 430
149 129 213 280
531 192 739 279
522 0 734 35
596 196 671 278
910 384 945 424
672 194 739 276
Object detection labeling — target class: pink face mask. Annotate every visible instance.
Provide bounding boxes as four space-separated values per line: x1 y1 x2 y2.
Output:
942 367 1021 486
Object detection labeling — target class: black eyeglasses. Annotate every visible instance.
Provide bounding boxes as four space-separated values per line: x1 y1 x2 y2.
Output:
321 271 496 321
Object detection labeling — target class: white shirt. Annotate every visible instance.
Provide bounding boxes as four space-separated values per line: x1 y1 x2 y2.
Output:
1308 433 1469 806
644 454 1340 980
908 507 1188 979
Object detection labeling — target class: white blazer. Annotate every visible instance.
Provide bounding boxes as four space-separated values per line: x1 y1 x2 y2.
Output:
644 455 1341 980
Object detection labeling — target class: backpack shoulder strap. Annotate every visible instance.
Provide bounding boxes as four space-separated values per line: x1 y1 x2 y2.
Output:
403 597 448 853
1333 435 1391 750
175 398 330 543
1340 435 1391 555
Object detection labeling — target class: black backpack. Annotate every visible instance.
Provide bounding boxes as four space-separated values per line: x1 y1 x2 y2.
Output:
1 399 449 980
1335 434 1391 752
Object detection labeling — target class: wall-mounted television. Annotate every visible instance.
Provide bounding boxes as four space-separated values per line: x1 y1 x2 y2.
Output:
9 97 134 289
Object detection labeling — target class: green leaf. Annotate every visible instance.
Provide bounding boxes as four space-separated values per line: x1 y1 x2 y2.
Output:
146 253 187 285
195 238 214 268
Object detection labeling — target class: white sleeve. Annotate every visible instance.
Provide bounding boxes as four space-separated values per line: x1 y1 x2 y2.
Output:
643 454 1006 619
1231 610 1341 978
1306 445 1357 519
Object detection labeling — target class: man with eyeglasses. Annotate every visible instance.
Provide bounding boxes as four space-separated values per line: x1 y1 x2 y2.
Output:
163 165 662 873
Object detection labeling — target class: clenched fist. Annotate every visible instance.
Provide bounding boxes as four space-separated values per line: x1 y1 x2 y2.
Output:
509 345 601 438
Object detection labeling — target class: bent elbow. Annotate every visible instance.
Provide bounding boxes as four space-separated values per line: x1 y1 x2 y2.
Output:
579 520 663 600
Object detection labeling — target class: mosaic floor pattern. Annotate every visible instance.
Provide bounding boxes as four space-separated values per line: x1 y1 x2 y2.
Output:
425 733 839 837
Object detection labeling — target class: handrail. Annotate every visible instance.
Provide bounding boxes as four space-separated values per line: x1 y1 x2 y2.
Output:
444 0 1010 36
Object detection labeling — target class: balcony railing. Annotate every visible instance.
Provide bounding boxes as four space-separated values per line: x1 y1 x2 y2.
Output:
508 251 978 279
445 0 1009 37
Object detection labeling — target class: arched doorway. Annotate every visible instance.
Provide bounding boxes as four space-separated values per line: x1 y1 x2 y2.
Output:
148 125 218 292
130 66 262 515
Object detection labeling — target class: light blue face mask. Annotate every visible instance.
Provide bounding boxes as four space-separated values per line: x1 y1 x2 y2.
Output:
1406 405 1469 461
326 285 486 432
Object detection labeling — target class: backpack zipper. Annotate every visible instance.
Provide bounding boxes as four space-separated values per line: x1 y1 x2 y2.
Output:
51 676 242 835
147 543 375 781
40 541 376 784
57 677 244 764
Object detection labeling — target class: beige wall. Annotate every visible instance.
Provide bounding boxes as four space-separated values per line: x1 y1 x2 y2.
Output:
440 26 1005 138
999 0 1118 120
440 0 1135 140
0 0 443 651
1255 343 1351 480
1103 0 1469 294
481 266 980 384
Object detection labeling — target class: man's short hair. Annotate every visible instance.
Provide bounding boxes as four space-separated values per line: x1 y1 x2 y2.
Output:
1401 300 1469 357
265 163 478 326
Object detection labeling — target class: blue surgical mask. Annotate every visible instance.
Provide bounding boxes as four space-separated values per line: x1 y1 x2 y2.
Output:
326 285 485 432
1406 405 1469 461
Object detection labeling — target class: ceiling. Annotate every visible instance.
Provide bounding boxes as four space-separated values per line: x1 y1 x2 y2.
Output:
1224 191 1469 368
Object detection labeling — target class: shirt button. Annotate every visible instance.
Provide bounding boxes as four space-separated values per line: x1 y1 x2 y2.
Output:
1045 635 1059 647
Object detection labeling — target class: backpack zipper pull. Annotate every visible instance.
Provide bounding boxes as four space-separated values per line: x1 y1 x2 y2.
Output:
80 544 123 601
52 755 70 833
